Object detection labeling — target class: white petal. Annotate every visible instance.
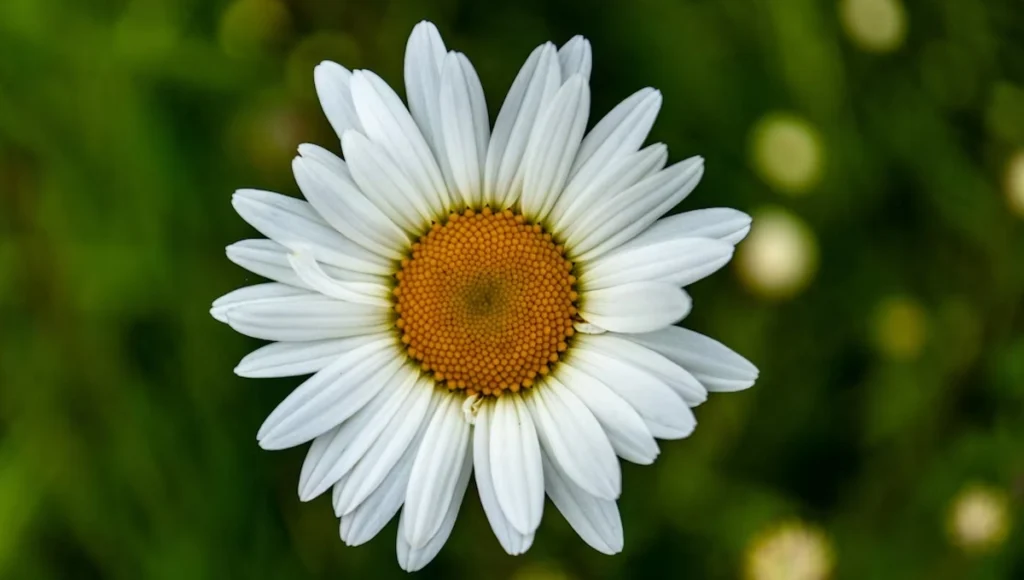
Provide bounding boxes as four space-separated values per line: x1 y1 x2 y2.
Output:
483 43 561 208
404 21 447 153
519 75 590 223
569 88 661 183
234 335 380 378
339 419 421 546
231 189 392 275
397 441 473 572
558 36 592 80
334 377 437 515
550 144 668 235
566 156 704 262
490 395 544 536
331 473 350 514
616 208 753 251
555 364 659 464
218 290 391 342
580 282 692 334
297 365 419 501
350 70 450 215
573 321 608 335
225 239 385 288
226 240 307 288
525 377 620 500
578 334 707 406
622 326 759 392
342 130 434 234
314 61 363 141
473 402 535 555
439 51 490 209
293 145 409 258
565 348 696 439
211 283 307 323
287 249 392 307
542 450 623 554
579 238 734 290
402 394 472 548
256 338 401 449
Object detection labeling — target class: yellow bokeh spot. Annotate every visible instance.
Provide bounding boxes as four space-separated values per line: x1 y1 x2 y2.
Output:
219 0 293 59
512 563 572 580
947 483 1011 554
1005 150 1024 217
745 520 834 580
736 207 819 300
751 113 824 195
839 0 908 54
872 296 928 359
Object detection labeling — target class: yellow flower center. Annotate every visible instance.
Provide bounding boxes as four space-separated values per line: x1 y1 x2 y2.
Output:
394 208 577 396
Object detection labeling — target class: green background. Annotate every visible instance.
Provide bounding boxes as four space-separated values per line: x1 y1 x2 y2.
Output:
2 0 1023 578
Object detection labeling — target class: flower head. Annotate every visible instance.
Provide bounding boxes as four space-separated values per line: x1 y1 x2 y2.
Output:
212 20 758 571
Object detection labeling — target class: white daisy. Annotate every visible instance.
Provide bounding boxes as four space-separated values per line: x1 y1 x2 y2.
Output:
212 20 759 571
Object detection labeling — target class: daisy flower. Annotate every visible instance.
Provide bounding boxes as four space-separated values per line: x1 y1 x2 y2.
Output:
212 20 758 571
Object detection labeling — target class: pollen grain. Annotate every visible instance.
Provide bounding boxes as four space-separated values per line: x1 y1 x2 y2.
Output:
394 209 577 396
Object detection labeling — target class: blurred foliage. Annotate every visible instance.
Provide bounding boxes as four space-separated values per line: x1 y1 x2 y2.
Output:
2 0 1024 578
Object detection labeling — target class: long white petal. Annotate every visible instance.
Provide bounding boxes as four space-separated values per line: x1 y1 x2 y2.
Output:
402 394 472 548
334 378 437 515
566 348 696 439
569 88 662 182
314 61 363 141
490 394 544 536
234 335 380 378
293 145 410 258
555 364 659 464
439 51 490 209
580 282 691 334
225 239 385 288
558 36 592 80
287 249 392 307
577 334 707 406
339 418 422 545
622 326 759 392
483 43 561 208
297 365 418 500
231 189 392 275
211 283 307 323
473 402 534 555
342 130 434 235
565 156 705 261
397 442 473 572
404 21 447 153
519 75 589 223
256 337 401 449
350 70 450 214
579 238 734 290
614 208 753 252
542 450 623 554
525 378 620 500
218 290 391 342
550 144 668 234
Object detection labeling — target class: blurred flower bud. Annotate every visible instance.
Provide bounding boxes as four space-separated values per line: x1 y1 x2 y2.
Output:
219 0 293 59
1005 150 1024 217
947 483 1011 554
839 0 908 54
872 296 928 360
737 207 819 300
513 563 572 580
745 519 834 580
751 113 824 195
